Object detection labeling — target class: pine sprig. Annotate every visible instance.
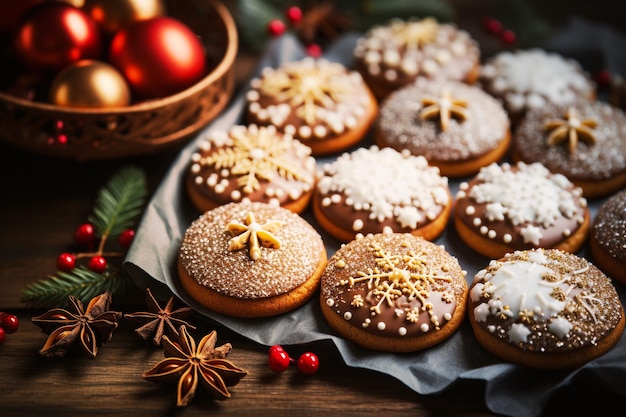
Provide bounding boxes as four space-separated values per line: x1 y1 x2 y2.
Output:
20 165 148 309
21 266 129 309
89 165 148 239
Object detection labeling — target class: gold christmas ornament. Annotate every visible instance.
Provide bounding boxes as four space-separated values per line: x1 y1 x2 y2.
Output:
49 60 132 108
84 0 166 34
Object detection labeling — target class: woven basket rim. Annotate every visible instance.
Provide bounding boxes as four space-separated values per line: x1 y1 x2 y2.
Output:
0 0 238 115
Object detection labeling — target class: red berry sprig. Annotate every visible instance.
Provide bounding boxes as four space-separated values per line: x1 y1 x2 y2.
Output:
482 16 517 46
0 312 19 345
265 6 321 57
267 345 319 375
56 222 136 274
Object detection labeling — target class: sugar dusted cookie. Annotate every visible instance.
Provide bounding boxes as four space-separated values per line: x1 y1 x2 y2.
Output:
177 202 327 318
312 146 452 243
353 17 480 99
245 57 377 156
320 233 468 352
590 188 626 285
479 49 595 125
454 162 590 259
185 124 316 213
468 248 625 369
512 100 626 198
374 78 510 177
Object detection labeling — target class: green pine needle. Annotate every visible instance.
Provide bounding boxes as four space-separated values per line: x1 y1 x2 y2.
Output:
20 165 148 309
21 266 129 309
89 165 148 239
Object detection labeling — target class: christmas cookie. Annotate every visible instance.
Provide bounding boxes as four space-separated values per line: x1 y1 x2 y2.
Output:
177 201 327 318
320 233 468 352
245 57 377 156
312 146 452 243
374 78 510 177
512 100 626 198
185 124 316 214
353 17 480 99
468 248 625 369
590 188 626 285
479 49 595 126
454 162 590 260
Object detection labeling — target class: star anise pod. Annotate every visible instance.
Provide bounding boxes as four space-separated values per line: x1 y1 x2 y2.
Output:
125 288 196 346
31 292 122 359
143 325 247 407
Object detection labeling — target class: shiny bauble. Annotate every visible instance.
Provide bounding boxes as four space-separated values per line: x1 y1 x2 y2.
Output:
83 0 166 35
49 60 131 108
13 2 102 72
108 16 206 100
0 0 46 34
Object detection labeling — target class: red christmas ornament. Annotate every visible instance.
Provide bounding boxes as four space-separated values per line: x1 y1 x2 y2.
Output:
13 2 102 72
108 16 207 100
0 0 46 34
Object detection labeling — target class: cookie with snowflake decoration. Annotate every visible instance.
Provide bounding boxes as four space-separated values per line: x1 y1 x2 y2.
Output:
374 78 510 177
479 49 596 126
512 100 626 198
590 188 626 285
185 124 317 213
312 145 452 243
245 57 377 157
352 17 480 100
177 201 327 317
320 233 468 352
468 248 624 369
454 162 590 260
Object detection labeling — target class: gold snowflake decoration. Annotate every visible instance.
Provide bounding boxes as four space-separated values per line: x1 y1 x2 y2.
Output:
226 211 284 260
419 89 469 131
343 241 453 327
258 60 353 125
544 107 598 154
392 18 439 49
200 126 308 194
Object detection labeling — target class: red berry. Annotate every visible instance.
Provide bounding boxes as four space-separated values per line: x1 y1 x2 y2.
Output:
285 6 303 24
119 228 135 248
267 19 286 36
500 29 516 45
593 69 612 89
57 253 76 272
74 223 95 247
0 313 19 334
88 255 107 273
297 352 319 375
483 17 503 35
268 346 291 372
306 43 322 58
0 327 5 345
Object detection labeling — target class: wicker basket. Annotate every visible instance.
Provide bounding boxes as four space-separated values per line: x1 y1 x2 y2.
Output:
0 0 238 160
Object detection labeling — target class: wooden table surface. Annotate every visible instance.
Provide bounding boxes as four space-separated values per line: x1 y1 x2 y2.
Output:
2 3 625 414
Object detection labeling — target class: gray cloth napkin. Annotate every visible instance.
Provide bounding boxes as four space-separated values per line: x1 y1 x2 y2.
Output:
125 21 626 417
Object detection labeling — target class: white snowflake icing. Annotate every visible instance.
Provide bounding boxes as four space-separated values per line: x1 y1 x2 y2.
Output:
520 224 542 245
472 249 603 345
317 146 449 228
